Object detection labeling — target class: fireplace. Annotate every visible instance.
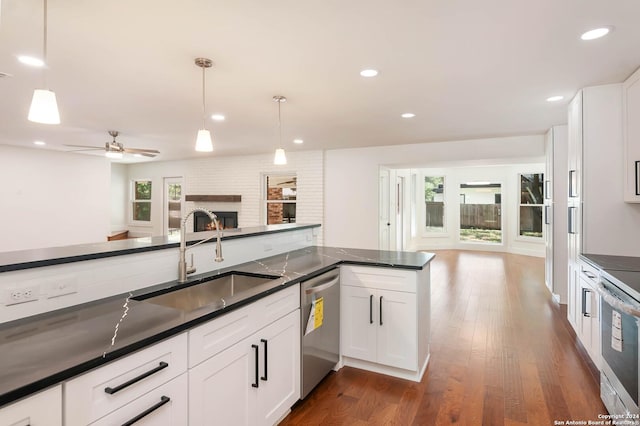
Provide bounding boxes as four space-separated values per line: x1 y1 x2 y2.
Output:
194 211 238 232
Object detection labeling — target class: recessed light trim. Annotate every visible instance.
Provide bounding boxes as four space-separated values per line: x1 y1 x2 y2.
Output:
580 27 611 41
33 140 46 146
211 114 225 121
546 95 564 102
293 139 304 144
18 55 45 67
401 113 416 118
360 69 379 77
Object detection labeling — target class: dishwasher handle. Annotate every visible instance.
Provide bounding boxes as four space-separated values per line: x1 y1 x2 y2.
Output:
305 276 340 295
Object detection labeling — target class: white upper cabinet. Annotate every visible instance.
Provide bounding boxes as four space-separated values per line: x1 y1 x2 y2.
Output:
623 67 640 203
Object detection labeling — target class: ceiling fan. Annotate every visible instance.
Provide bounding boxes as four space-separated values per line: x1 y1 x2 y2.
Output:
65 131 160 158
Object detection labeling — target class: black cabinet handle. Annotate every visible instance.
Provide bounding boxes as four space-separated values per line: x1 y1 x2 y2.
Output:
369 294 373 324
582 288 591 317
379 296 383 326
260 339 268 381
251 344 259 388
105 362 168 395
635 161 640 196
121 395 170 426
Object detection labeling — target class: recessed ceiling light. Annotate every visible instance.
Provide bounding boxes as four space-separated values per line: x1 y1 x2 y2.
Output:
211 114 225 121
18 55 45 67
33 140 46 146
293 139 304 144
580 27 611 41
360 69 379 77
401 113 416 118
546 95 564 102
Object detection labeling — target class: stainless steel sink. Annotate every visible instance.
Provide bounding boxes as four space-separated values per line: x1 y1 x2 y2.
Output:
134 272 280 312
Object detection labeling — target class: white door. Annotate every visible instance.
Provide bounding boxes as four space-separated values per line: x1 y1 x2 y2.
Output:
379 168 391 250
376 289 416 370
255 310 300 426
341 285 377 363
188 335 254 426
396 176 405 251
163 177 183 238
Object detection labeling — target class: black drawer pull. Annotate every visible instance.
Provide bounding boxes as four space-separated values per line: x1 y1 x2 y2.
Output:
369 295 373 324
105 362 169 395
635 161 640 196
260 339 268 381
252 344 259 388
121 395 170 426
379 296 383 326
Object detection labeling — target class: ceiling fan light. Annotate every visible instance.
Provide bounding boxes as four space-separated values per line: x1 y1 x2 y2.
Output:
105 151 123 159
195 129 213 152
274 148 287 165
28 89 60 124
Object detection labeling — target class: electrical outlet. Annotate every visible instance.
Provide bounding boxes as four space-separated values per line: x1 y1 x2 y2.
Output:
46 275 78 299
4 285 39 306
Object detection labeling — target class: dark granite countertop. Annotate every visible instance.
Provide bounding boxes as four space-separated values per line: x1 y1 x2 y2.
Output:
0 245 434 408
580 253 640 272
0 223 321 273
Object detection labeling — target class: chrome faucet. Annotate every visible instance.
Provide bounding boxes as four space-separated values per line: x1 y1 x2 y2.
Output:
178 208 224 283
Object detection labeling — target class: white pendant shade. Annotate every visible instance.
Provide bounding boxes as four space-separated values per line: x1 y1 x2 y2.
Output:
28 89 60 124
195 129 213 152
274 148 287 165
105 151 123 159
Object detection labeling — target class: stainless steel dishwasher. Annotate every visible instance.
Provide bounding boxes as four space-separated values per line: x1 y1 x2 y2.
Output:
300 267 340 399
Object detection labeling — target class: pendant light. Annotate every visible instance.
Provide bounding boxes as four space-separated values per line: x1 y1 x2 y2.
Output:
194 58 213 152
28 0 60 124
273 95 287 165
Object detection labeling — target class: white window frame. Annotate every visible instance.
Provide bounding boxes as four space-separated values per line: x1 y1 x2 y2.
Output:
262 173 297 225
517 172 544 241
424 175 447 235
130 178 153 226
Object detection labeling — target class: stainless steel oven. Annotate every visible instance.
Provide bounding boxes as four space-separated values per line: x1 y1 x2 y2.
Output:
598 273 640 415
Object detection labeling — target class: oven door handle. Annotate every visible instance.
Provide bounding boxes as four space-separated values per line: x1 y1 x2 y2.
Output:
596 282 640 318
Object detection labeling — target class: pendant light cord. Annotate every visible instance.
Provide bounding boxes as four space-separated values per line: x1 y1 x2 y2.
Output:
278 99 282 147
43 0 48 88
201 64 206 129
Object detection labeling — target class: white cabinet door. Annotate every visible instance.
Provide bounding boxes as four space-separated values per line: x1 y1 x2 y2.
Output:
624 67 640 203
341 285 377 363
189 310 300 426
188 333 254 426
0 386 61 426
255 310 300 426
376 289 417 370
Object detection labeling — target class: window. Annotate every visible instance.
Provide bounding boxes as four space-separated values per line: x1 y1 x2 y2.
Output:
424 176 445 232
265 174 296 225
132 180 152 222
459 182 502 243
519 173 544 238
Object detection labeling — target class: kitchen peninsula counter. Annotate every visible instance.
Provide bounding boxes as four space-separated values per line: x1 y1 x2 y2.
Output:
0 245 434 408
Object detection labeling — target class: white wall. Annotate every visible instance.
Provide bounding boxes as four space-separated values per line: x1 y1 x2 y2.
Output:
123 150 325 243
324 135 545 250
110 163 127 232
0 146 111 252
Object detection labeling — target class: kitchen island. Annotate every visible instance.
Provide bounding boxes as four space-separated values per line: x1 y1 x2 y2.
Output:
0 243 433 416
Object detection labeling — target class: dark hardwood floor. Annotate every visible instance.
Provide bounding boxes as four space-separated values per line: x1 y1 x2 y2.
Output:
280 250 606 425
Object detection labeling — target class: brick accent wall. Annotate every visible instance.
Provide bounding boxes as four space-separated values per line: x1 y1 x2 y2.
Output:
267 188 284 224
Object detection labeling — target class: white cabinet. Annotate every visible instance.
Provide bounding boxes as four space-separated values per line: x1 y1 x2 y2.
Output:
188 284 300 426
576 262 602 369
340 265 429 382
0 385 62 426
544 125 568 303
623 67 640 203
64 333 188 426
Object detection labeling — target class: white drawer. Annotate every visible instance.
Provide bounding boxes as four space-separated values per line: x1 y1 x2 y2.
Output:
340 265 416 293
64 333 187 426
189 284 299 367
0 385 61 426
90 373 188 426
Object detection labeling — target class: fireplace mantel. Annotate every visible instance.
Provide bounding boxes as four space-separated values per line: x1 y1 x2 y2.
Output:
185 195 242 202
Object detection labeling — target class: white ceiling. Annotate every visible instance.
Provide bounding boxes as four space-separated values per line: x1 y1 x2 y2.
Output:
1 0 639 163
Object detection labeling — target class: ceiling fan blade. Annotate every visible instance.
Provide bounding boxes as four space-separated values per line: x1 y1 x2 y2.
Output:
123 147 161 154
137 152 157 158
64 144 103 150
